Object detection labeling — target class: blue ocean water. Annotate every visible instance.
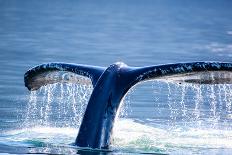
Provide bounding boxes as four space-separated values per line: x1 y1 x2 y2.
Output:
0 0 232 154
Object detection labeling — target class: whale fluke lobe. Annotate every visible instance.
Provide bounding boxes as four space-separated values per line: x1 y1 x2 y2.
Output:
130 62 232 86
24 62 232 149
24 63 105 90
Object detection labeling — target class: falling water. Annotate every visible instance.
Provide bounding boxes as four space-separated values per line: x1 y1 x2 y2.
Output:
23 81 93 129
19 73 232 154
118 89 133 118
149 80 232 130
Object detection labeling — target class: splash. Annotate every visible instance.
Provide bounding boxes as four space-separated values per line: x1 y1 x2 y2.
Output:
112 118 232 154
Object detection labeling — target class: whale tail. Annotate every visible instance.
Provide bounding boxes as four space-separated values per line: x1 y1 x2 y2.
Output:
24 62 232 149
24 62 232 91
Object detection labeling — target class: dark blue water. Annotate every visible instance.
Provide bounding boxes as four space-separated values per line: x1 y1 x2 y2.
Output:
1 0 232 154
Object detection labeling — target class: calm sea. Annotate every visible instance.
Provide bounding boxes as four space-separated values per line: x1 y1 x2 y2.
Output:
0 0 232 154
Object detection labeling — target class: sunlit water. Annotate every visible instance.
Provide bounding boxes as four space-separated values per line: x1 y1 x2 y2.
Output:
1 0 232 154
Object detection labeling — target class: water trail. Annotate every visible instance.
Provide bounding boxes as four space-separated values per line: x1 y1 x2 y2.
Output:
152 81 162 115
24 91 37 127
58 83 64 119
167 82 172 124
118 88 133 118
227 85 232 114
180 84 187 119
193 84 202 126
24 74 93 129
209 84 219 128
44 84 54 126
137 79 232 131
166 82 183 125
218 84 223 119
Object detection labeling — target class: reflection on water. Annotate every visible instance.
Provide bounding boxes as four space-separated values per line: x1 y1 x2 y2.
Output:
1 0 232 154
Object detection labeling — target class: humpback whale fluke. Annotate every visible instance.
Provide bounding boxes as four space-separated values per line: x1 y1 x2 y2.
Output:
24 62 232 149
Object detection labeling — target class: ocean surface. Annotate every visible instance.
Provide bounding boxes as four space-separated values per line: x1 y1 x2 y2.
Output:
0 0 232 154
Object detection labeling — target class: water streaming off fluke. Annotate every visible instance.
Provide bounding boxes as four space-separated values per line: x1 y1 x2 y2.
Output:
24 82 93 128
146 81 232 129
16 75 232 154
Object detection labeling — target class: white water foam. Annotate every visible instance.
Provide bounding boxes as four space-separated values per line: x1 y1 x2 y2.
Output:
112 119 232 154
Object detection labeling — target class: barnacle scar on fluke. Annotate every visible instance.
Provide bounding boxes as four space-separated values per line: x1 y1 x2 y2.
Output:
24 62 232 149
